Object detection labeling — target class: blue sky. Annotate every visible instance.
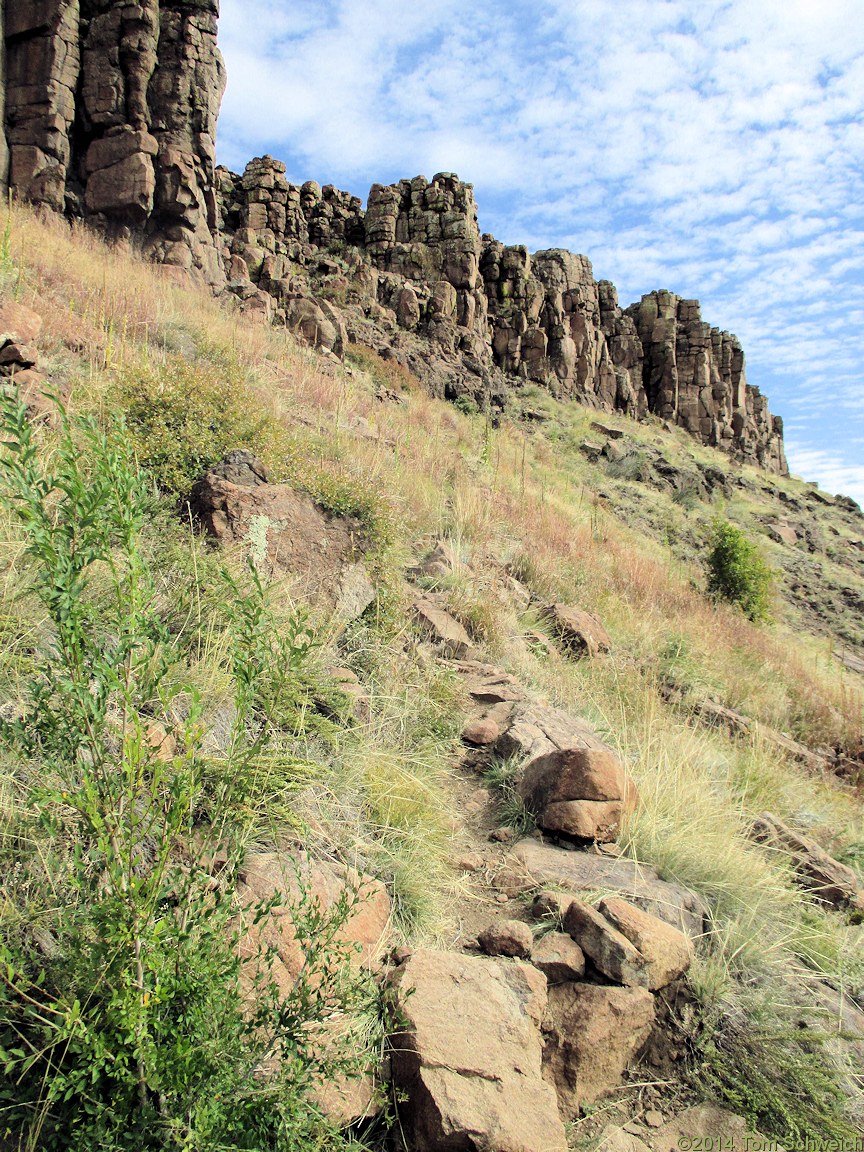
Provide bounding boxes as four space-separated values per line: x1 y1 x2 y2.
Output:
216 0 864 504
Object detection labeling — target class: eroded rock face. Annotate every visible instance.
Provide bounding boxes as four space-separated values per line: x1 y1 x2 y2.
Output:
390 949 568 1152
2 0 225 282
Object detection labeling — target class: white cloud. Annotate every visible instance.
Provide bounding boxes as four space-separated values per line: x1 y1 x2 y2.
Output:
216 0 864 499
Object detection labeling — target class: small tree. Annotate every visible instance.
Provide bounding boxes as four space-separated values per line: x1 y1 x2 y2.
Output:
706 519 774 622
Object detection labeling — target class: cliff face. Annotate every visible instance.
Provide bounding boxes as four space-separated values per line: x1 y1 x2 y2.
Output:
0 5 787 474
2 0 225 283
219 158 787 474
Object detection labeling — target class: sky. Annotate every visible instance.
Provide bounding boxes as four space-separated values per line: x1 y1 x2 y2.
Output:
216 0 864 505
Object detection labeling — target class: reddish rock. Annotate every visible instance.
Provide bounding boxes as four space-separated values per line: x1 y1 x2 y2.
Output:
478 919 533 959
543 983 655 1112
390 949 568 1152
462 717 500 745
598 897 692 990
563 898 649 987
517 747 636 843
0 302 43 346
413 598 476 659
531 931 586 982
751 811 864 911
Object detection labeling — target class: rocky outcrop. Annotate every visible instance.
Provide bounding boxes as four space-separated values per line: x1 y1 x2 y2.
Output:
2 0 225 282
0 10 788 469
216 155 788 473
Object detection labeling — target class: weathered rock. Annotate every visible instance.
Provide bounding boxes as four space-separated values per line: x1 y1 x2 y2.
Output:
390 949 568 1152
462 717 500 745
0 301 43 346
563 898 649 987
413 598 476 659
649 1105 752 1152
412 539 458 578
750 812 864 911
236 851 390 1124
512 840 707 937
598 897 691 990
530 931 586 982
478 918 533 959
543 982 655 1112
494 701 610 763
517 746 635 842
543 604 612 657
191 454 376 625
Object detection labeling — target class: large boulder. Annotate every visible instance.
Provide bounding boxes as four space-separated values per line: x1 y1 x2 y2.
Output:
517 746 637 842
191 450 376 625
390 949 568 1152
543 983 655 1112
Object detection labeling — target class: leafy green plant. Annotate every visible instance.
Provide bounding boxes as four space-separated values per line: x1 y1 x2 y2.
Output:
705 519 774 622
0 392 376 1150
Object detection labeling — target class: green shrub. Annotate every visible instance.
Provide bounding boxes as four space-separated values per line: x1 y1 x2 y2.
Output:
706 519 774 622
0 392 376 1150
112 354 293 496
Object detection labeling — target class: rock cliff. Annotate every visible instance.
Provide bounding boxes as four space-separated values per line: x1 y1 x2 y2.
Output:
2 0 225 283
0 3 788 473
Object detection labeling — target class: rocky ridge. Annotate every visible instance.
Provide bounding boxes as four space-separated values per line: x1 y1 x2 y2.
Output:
0 4 787 473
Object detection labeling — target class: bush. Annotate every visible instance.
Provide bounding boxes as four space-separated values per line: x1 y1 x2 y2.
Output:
706 520 774 622
112 354 293 496
0 392 376 1150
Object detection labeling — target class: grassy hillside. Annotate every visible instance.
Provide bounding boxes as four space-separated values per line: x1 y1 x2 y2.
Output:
0 201 862 1149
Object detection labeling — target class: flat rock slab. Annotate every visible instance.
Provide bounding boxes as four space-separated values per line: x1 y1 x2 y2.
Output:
510 840 708 938
494 701 611 764
413 598 477 660
390 949 567 1152
751 811 864 911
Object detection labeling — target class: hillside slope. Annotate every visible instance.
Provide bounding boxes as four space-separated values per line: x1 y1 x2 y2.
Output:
0 203 862 1150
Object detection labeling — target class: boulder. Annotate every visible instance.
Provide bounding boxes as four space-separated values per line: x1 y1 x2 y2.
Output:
236 851 390 1125
413 598 476 659
543 983 655 1112
190 453 376 626
750 812 864 912
563 898 649 987
390 949 568 1152
543 604 612 657
517 746 636 842
0 302 43 346
511 840 708 936
598 897 692 990
530 932 586 982
478 919 533 959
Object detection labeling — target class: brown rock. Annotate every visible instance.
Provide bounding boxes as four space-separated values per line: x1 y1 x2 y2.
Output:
543 983 655 1111
0 302 43 346
0 342 38 370
190 454 375 625
84 151 156 220
413 598 476 659
413 538 458 578
563 898 649 987
478 919 533 959
494 700 611 764
462 717 500 745
531 890 572 924
544 604 612 657
649 1105 752 1152
517 746 635 841
390 949 567 1152
751 812 864 910
597 1127 651 1152
236 851 390 1124
512 840 708 937
598 897 691 990
530 931 585 982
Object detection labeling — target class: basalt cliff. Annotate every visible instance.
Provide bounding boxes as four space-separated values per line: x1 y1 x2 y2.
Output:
0 0 787 474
